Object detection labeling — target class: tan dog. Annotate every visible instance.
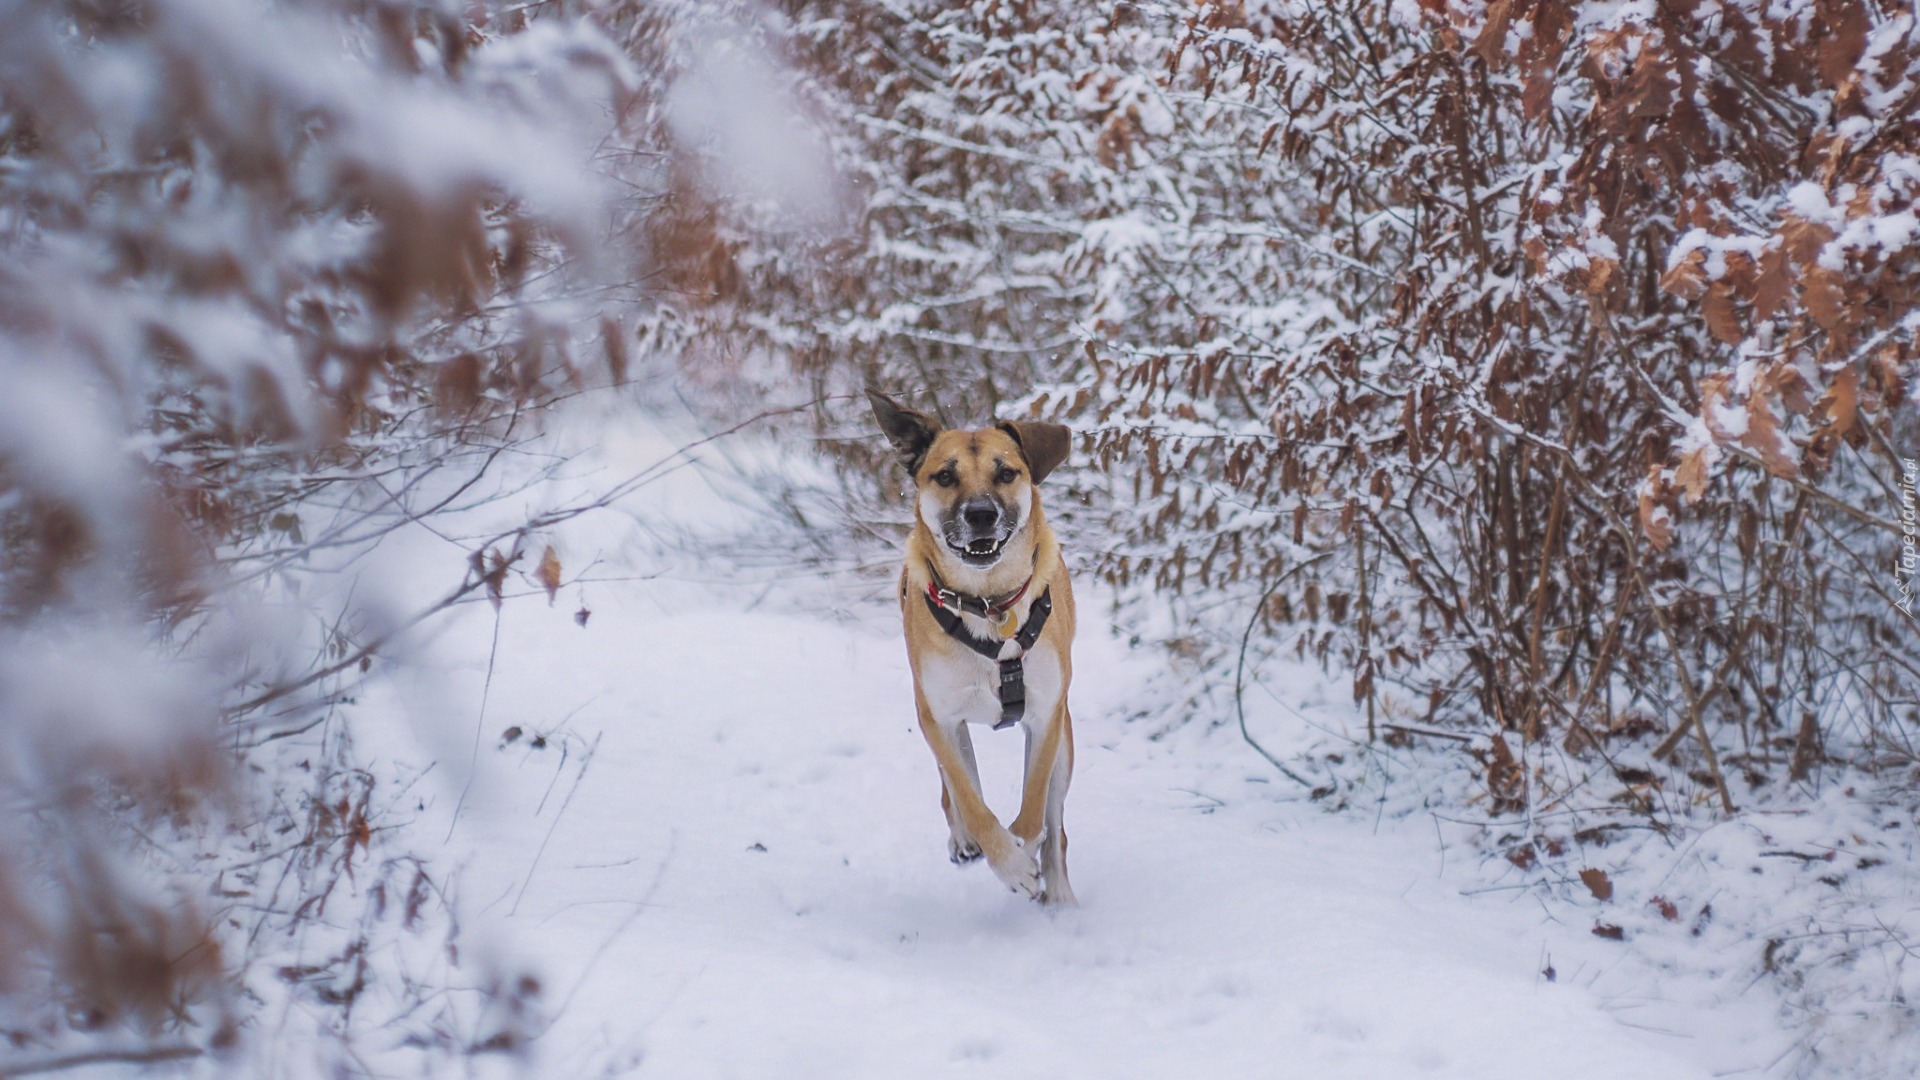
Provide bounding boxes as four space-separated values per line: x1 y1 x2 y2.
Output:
868 390 1078 907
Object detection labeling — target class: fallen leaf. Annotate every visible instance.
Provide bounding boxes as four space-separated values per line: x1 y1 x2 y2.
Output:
1592 922 1625 940
1691 903 1713 936
1649 896 1680 921
1579 867 1614 901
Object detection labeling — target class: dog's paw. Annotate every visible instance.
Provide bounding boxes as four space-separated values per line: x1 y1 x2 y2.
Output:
948 835 983 865
989 844 1041 899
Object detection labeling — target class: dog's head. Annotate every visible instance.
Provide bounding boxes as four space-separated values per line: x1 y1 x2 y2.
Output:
868 390 1071 570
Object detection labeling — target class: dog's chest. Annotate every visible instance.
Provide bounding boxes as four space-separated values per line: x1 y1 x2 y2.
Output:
918 633 1065 729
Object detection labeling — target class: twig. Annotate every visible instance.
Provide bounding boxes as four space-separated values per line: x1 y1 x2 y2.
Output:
1236 551 1336 787
447 603 507 843
0 1042 202 1077
538 834 676 1041
1381 723 1474 744
512 733 601 916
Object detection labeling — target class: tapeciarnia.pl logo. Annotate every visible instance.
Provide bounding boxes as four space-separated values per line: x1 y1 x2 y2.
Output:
1901 457 1917 616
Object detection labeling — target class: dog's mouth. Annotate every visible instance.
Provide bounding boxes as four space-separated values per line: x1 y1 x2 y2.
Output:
949 535 1008 567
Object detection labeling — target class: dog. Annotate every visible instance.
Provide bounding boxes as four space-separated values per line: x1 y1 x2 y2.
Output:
868 390 1078 906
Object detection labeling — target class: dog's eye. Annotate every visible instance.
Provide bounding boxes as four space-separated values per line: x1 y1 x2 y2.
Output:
994 466 1019 485
932 467 958 487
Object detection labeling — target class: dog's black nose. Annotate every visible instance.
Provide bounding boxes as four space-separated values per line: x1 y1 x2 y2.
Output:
962 501 998 531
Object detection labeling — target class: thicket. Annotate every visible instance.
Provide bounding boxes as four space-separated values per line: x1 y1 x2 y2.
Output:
674 0 1919 831
0 0 757 1070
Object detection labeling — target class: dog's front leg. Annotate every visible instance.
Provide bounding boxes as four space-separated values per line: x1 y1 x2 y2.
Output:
938 721 984 864
1010 701 1076 907
914 690 1039 898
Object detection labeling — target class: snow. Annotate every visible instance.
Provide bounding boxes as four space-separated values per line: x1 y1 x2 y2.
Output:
414 599 1730 1079
329 422 1782 1080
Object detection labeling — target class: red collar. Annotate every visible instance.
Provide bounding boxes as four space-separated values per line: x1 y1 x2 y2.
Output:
925 571 1034 620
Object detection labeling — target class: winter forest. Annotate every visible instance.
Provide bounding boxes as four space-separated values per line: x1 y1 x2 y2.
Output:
2 0 1918 1076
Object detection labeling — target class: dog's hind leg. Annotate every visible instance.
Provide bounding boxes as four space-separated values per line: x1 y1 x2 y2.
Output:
1038 708 1076 907
940 723 984 864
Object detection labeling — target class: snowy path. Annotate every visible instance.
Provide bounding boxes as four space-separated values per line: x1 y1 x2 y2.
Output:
399 575 1741 1080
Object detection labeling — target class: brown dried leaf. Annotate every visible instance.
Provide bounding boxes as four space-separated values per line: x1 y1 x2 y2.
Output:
1487 732 1526 813
1579 867 1614 901
1790 710 1824 782
1781 216 1834 267
474 547 511 610
1721 249 1758 294
1740 388 1800 478
1872 344 1908 408
537 545 562 605
1639 467 1673 551
1803 265 1848 331
600 317 629 386
1699 374 1735 440
1523 235 1548 273
437 352 483 414
1585 256 1618 297
1768 365 1815 415
1703 282 1744 344
1818 0 1869 88
1660 247 1709 300
1472 0 1515 67
1674 446 1711 503
1814 365 1860 437
1522 70 1555 120
1650 896 1680 921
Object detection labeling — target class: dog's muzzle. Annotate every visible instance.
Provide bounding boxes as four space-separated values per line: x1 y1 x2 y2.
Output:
946 499 1014 567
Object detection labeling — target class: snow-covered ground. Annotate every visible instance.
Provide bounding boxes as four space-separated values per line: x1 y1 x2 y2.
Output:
323 416 1802 1080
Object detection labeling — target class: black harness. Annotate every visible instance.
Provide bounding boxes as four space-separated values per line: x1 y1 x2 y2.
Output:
920 576 1054 730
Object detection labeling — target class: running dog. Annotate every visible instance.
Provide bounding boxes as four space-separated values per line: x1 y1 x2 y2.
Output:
868 390 1077 906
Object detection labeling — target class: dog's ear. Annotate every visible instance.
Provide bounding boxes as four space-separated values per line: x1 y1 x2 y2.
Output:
995 420 1072 484
867 390 942 476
